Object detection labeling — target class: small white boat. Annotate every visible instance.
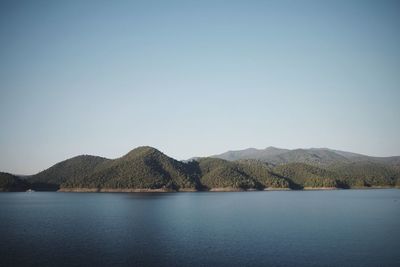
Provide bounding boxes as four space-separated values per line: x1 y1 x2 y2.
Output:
26 189 35 192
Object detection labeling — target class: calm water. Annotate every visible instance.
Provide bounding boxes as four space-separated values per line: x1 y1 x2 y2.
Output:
0 190 399 267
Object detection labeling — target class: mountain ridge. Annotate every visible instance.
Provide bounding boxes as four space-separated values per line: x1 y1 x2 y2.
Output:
1 146 399 192
211 147 400 166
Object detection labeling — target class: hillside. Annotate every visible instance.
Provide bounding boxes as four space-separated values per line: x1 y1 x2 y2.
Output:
30 148 290 191
273 163 340 189
328 161 400 188
1 146 398 192
235 160 290 188
26 148 294 191
29 155 110 190
195 158 261 190
61 146 199 191
0 172 30 192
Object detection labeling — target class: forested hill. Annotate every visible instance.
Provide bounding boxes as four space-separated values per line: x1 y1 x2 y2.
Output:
60 146 200 191
0 172 30 192
29 155 111 190
1 146 399 192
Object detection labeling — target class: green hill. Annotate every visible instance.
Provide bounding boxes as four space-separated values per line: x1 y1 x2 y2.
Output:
28 149 292 191
62 146 198 191
236 160 290 188
29 155 110 190
195 158 261 190
273 163 340 189
192 158 290 190
4 146 398 192
273 161 400 189
328 162 399 188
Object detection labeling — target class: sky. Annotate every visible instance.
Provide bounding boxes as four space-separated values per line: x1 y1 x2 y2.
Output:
0 0 399 174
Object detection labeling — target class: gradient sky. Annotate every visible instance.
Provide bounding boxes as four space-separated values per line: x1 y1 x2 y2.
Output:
1 0 399 174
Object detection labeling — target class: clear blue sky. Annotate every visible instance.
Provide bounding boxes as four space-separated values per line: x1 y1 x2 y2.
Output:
1 0 399 174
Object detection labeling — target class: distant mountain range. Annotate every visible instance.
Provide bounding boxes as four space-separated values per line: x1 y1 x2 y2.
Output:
1 146 399 192
211 147 400 166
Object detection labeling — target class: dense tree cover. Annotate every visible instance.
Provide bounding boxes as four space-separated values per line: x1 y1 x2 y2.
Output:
273 163 339 189
0 172 30 191
12 146 400 191
272 161 400 188
62 147 198 190
196 158 262 189
236 160 290 188
27 148 291 191
328 162 399 187
29 155 110 190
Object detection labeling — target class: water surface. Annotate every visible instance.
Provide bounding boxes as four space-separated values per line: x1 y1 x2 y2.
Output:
1 190 399 267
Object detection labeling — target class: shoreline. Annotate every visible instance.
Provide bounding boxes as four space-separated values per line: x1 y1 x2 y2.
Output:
2 186 398 193
58 188 178 193
209 187 245 192
54 186 400 193
303 187 339 190
264 187 292 191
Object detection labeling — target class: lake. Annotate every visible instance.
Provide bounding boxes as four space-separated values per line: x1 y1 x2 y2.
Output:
0 190 399 267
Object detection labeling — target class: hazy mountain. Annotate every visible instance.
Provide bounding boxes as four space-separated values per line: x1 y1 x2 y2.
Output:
211 147 289 161
212 147 400 167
